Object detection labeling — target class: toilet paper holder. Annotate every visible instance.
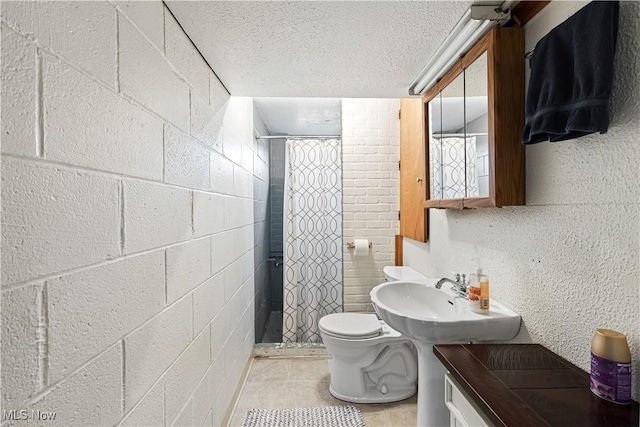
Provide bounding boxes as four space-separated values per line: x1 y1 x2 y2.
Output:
346 241 372 249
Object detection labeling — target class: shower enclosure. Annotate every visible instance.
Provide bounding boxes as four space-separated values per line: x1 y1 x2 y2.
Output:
282 137 343 343
262 137 343 344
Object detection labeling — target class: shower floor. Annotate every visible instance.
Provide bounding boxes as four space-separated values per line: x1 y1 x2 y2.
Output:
262 311 283 343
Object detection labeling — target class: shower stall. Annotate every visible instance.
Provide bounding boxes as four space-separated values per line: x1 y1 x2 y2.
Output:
261 136 343 344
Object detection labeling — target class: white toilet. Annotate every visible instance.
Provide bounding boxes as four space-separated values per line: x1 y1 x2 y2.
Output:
318 266 427 403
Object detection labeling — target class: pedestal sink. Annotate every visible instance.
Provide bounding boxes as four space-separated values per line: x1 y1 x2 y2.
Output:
370 280 521 427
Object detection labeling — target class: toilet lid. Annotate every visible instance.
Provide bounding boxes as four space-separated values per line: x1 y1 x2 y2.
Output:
319 313 382 339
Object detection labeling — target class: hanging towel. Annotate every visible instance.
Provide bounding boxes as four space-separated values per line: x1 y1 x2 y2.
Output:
522 1 619 145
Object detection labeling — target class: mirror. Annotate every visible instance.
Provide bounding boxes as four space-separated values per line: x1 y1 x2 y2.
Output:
464 52 489 198
427 52 490 202
436 71 466 199
428 93 442 199
423 26 525 209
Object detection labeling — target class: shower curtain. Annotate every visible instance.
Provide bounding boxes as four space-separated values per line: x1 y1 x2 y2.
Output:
432 136 478 199
282 138 343 343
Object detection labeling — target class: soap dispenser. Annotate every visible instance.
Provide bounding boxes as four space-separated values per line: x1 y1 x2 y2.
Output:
468 267 483 314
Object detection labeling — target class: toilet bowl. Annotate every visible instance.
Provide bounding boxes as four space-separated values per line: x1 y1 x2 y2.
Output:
319 313 418 403
319 266 426 403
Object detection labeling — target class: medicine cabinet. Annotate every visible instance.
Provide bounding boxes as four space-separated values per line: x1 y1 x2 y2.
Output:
423 26 525 209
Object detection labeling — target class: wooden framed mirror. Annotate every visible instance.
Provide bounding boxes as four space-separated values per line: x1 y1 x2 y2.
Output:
423 26 525 209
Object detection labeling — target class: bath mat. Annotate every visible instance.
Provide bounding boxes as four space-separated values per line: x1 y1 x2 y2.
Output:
241 405 366 427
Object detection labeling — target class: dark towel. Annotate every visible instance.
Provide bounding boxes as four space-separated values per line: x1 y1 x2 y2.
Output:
522 1 619 145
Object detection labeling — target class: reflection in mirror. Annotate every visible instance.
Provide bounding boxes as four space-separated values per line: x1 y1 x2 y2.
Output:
428 93 442 200
437 72 465 199
464 52 489 197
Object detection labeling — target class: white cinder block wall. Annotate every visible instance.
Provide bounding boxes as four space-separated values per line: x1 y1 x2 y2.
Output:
1 2 267 425
404 1 640 398
341 99 400 312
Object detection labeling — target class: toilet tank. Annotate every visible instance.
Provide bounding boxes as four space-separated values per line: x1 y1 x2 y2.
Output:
382 266 429 283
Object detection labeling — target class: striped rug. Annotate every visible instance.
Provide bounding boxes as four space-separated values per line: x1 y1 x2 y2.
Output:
241 405 366 427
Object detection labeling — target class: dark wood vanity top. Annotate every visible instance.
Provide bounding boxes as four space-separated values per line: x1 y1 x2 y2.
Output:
434 344 639 427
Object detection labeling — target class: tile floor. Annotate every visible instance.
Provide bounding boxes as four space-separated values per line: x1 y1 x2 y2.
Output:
228 357 417 426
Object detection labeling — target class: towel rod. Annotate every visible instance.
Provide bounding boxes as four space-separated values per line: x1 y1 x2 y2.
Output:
525 48 535 59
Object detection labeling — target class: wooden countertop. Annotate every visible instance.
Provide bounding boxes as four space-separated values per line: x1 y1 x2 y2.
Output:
434 344 639 427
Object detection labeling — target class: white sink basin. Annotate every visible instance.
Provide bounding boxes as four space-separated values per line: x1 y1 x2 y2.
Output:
370 280 521 343
370 279 521 427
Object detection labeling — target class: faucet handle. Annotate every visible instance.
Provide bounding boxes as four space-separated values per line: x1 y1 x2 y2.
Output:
454 273 461 283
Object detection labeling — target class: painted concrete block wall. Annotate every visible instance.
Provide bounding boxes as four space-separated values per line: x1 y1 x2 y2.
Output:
1 2 264 425
403 1 640 398
341 99 400 312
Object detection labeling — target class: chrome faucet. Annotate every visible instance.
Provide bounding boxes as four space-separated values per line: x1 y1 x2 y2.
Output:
436 273 468 298
435 277 459 289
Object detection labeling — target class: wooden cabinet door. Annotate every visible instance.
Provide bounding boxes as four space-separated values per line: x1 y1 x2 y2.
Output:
399 98 428 242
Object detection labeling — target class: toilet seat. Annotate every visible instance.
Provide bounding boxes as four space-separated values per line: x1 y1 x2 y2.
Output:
319 313 382 339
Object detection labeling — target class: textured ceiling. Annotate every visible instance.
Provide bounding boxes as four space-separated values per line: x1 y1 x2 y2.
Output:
166 1 471 98
254 98 342 136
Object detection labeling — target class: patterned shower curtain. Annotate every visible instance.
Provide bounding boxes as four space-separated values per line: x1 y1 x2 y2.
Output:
282 138 343 343
431 136 478 199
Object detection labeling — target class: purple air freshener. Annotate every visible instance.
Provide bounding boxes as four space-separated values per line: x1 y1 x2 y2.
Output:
590 351 632 405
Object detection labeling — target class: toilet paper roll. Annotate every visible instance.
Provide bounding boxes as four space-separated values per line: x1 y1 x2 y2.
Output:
354 239 370 257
